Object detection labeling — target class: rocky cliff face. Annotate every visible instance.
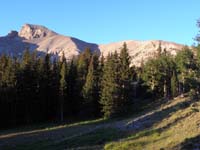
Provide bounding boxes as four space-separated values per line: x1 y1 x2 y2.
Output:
18 24 57 39
0 24 184 66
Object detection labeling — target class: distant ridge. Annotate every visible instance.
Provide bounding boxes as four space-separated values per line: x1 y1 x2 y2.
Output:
0 24 184 66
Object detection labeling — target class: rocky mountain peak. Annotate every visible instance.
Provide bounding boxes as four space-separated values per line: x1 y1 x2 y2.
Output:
18 24 57 40
7 30 18 38
0 23 185 66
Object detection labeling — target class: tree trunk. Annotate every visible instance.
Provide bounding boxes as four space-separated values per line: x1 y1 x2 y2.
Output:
164 80 167 98
60 96 64 122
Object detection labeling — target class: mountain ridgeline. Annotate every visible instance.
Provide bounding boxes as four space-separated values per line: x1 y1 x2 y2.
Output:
0 24 184 66
1 23 199 129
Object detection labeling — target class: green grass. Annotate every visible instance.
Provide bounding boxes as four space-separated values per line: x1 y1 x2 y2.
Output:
3 128 124 150
1 118 104 133
105 97 200 150
2 95 200 150
55 128 124 149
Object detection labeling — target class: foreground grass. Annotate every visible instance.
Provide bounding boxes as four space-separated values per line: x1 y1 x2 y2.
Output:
55 127 124 149
3 128 124 150
0 118 104 136
105 97 200 150
2 96 200 150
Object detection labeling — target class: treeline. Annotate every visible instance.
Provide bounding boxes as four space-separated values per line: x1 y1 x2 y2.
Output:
141 45 200 99
0 44 136 128
1 41 200 128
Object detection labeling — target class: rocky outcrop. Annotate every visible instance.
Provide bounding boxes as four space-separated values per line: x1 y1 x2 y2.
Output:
18 24 57 39
7 31 18 38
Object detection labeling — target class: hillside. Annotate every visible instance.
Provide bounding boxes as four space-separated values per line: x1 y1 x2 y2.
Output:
1 95 200 150
0 24 184 66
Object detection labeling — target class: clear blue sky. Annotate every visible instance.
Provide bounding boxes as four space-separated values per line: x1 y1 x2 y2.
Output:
0 0 199 45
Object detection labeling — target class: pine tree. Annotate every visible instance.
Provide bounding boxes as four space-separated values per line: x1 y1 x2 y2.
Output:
59 56 67 122
40 54 53 120
82 54 100 116
175 47 195 94
159 55 174 98
51 59 60 119
157 41 162 57
195 19 200 43
77 48 92 82
142 59 160 94
118 43 132 112
19 50 33 123
142 53 174 98
100 53 120 118
171 70 178 98
76 48 92 114
66 58 79 115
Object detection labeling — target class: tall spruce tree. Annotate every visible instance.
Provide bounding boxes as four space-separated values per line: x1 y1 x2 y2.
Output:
171 70 178 98
82 54 100 116
77 48 92 82
175 47 195 94
100 53 120 118
118 43 132 112
66 58 79 115
40 54 53 120
59 54 67 122
142 53 174 98
51 59 60 119
19 50 33 123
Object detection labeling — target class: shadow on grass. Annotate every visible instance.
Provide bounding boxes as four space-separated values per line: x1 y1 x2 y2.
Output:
173 135 200 150
104 112 190 150
0 117 109 149
54 127 125 149
2 127 125 150
126 98 192 132
1 97 195 150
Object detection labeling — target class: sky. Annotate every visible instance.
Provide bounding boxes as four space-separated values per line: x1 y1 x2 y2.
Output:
0 0 199 45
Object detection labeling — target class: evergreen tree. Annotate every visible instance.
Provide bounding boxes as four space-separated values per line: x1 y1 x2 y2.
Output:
142 53 174 98
160 54 174 98
40 54 53 120
100 53 120 118
118 43 132 112
77 48 92 82
59 55 67 122
66 58 79 115
196 19 200 43
76 48 92 114
142 59 160 95
51 59 60 119
175 47 195 94
82 54 100 116
171 70 178 98
157 41 162 57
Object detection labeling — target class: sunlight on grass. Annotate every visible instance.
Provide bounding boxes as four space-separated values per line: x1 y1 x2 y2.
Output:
2 96 200 150
105 97 200 150
46 118 105 130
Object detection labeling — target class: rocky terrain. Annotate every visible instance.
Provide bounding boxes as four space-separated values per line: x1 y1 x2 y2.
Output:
0 24 184 66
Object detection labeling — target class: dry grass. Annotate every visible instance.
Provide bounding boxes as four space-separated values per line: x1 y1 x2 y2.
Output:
105 96 200 150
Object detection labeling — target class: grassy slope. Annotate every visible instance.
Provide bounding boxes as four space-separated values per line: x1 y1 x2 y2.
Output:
1 96 200 150
105 96 200 150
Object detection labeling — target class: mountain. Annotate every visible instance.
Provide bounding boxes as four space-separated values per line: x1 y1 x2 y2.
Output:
0 24 184 66
99 40 183 66
0 24 99 59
